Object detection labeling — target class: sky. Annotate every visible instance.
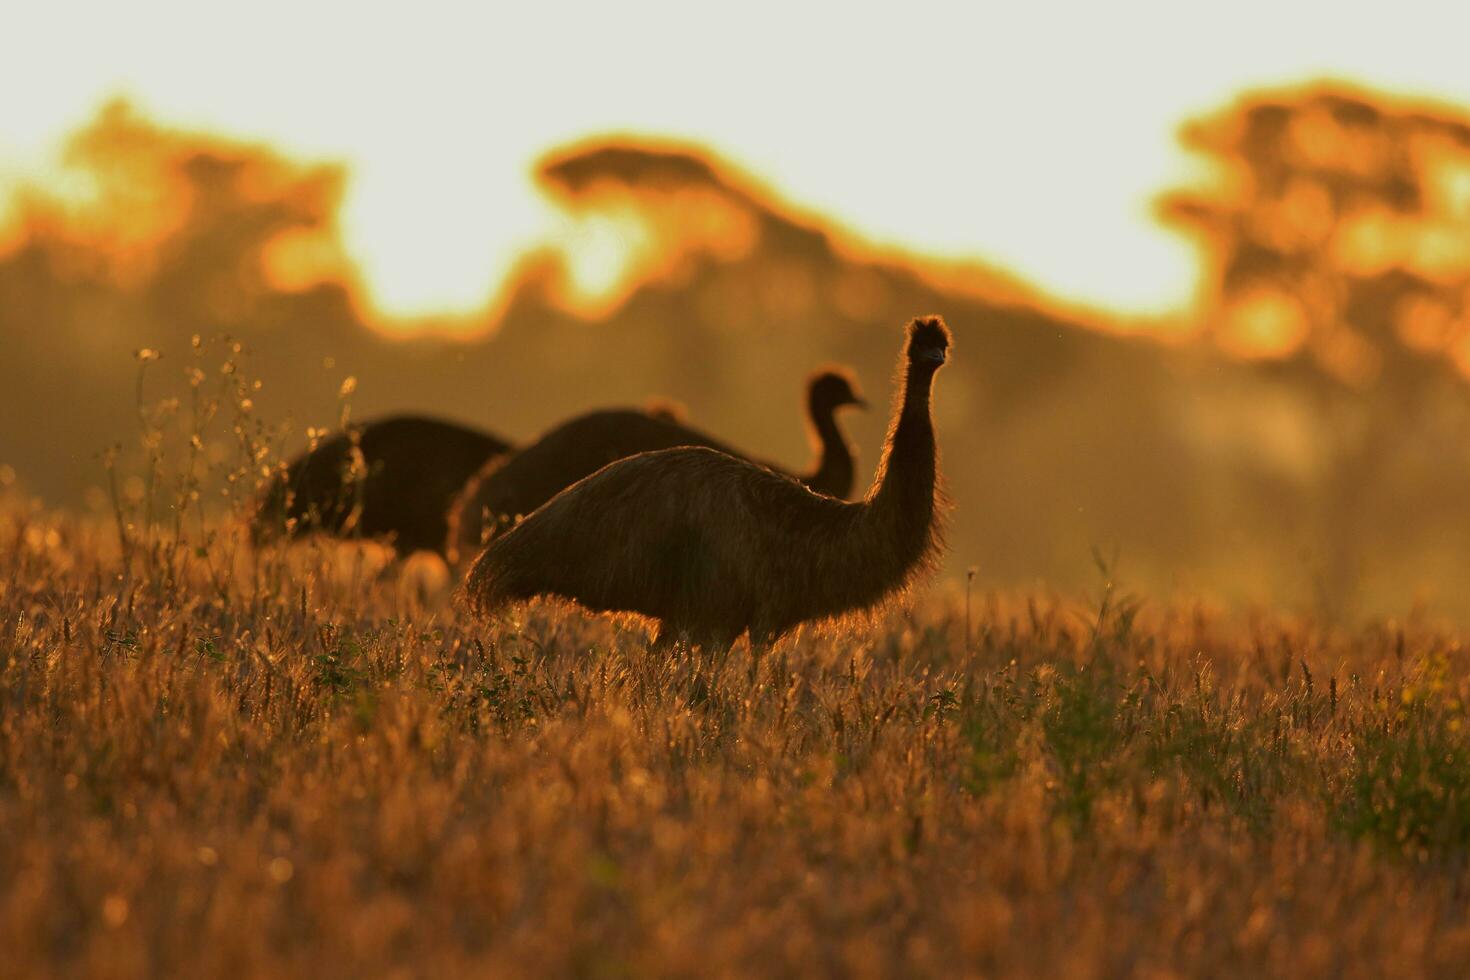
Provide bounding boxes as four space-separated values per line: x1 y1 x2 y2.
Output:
3 0 1470 320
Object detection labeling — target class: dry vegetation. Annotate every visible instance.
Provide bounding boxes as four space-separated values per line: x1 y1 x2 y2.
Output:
3 352 1470 979
3 504 1470 978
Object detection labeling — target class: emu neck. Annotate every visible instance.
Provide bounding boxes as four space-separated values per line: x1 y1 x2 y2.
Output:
786 359 941 623
805 396 855 497
868 362 937 521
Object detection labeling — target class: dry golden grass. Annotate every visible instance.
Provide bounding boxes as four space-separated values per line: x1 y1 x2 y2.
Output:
2 503 1469 979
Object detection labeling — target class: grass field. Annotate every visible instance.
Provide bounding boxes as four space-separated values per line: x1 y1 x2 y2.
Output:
3 506 1470 978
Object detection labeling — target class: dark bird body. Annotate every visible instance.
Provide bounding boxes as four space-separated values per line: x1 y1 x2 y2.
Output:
463 318 950 650
255 415 512 558
446 370 864 564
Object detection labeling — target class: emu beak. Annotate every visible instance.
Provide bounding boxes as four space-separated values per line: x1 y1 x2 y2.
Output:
850 395 869 409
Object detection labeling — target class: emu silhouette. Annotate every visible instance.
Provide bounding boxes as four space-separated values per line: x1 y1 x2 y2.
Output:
254 415 512 558
462 317 949 651
445 369 865 565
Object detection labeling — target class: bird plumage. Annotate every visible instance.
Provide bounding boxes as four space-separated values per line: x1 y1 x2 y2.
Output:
445 369 864 566
462 317 950 650
254 415 511 558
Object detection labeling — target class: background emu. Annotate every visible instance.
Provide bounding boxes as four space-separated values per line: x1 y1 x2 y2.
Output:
463 318 949 651
445 369 865 565
254 415 512 558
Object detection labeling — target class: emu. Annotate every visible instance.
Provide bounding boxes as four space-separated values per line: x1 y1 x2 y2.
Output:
445 369 866 565
254 415 511 559
462 317 950 651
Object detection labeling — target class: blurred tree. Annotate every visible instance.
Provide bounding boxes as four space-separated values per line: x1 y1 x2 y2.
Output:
70 101 354 332
0 101 368 504
1161 85 1470 610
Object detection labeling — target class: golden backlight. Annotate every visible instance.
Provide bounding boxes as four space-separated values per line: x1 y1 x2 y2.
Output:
7 1 1470 621
14 11 1470 973
5 0 1470 327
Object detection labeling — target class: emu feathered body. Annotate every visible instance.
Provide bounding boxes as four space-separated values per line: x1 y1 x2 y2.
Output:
463 318 950 649
254 415 512 558
445 369 863 564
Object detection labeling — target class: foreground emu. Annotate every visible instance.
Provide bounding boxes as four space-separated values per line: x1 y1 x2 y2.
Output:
254 415 511 558
463 317 949 650
446 369 866 564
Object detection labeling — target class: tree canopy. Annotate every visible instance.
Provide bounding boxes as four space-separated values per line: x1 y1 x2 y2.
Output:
1161 84 1470 389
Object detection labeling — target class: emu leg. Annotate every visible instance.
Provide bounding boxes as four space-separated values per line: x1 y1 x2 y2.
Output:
689 629 739 683
371 553 405 581
649 623 683 657
746 627 780 683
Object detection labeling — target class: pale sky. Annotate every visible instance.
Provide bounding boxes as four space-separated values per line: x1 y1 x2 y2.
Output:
3 0 1469 320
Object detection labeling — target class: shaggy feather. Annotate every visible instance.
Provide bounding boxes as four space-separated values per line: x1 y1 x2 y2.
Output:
254 415 511 558
445 369 864 565
462 317 950 649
